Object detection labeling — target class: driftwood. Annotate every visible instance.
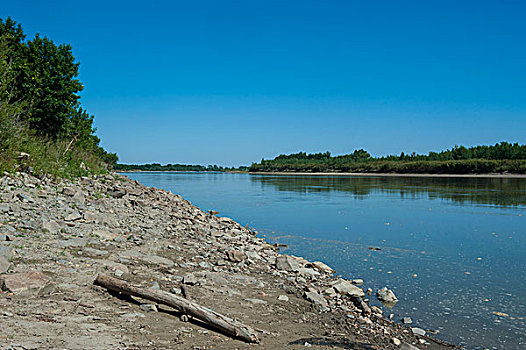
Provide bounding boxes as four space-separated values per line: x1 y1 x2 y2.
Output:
94 274 260 343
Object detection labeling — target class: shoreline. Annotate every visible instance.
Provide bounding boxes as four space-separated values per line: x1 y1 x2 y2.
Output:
0 171 457 349
119 169 526 178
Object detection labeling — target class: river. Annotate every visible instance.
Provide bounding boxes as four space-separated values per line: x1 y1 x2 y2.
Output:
121 172 526 350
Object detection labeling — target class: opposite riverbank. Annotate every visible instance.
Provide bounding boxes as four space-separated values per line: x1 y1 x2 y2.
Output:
0 172 458 349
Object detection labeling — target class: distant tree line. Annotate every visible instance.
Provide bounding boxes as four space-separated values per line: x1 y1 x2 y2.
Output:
249 142 526 174
114 163 249 172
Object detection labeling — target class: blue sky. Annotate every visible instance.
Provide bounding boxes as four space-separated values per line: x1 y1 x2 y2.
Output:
2 1 525 166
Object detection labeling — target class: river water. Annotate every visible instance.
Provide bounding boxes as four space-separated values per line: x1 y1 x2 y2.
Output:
122 172 526 350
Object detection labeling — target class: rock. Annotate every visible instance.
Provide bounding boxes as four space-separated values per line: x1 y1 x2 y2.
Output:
0 257 10 273
62 187 77 196
411 327 426 336
140 304 158 312
392 337 401 346
108 188 126 198
402 316 413 324
275 255 300 272
377 287 398 306
277 295 289 302
351 279 363 285
332 279 365 298
245 298 267 305
1 272 54 296
16 193 34 203
183 273 199 285
92 229 119 241
114 269 125 277
371 305 383 316
297 267 320 278
64 212 82 222
304 291 329 311
82 247 108 256
309 261 335 274
0 245 12 260
0 203 10 213
72 191 85 205
401 344 420 350
142 255 174 267
225 250 245 262
42 219 61 233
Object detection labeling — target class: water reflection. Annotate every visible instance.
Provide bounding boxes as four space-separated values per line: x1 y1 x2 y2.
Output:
250 175 526 207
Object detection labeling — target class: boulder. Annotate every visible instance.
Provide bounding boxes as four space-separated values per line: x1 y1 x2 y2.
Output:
304 291 329 311
377 287 398 305
42 219 61 234
1 271 54 295
275 255 300 272
225 250 245 262
309 261 335 274
332 279 365 298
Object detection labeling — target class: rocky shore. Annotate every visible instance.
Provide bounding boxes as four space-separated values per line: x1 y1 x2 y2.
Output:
0 172 458 350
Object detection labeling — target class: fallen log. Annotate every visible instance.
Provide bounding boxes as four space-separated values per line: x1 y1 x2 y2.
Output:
94 274 259 343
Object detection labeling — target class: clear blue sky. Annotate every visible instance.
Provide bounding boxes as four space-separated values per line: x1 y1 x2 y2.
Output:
2 1 525 166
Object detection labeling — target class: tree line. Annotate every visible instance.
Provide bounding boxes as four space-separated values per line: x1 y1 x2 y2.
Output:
249 142 526 174
114 163 249 172
0 17 117 177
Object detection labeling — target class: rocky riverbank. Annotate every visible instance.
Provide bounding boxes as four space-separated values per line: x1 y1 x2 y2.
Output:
0 172 458 350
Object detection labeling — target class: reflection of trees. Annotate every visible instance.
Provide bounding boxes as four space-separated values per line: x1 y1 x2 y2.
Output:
250 175 526 207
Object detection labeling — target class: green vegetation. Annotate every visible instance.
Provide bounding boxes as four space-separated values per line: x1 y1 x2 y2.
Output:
249 143 526 174
114 163 249 172
0 17 117 177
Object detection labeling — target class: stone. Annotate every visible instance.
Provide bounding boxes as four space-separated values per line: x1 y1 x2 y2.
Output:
275 255 300 272
142 255 174 267
402 316 413 324
392 337 401 346
62 187 77 196
183 273 199 285
351 279 363 285
309 261 335 274
377 287 398 306
332 279 365 298
16 193 34 203
1 271 54 295
140 304 158 312
64 212 82 222
411 327 426 336
304 291 329 311
371 305 383 316
72 191 85 205
225 250 245 262
277 295 289 302
245 298 267 305
0 257 10 273
401 344 420 350
297 267 320 278
82 247 108 256
108 188 126 198
42 219 61 234
0 203 10 213
92 229 119 241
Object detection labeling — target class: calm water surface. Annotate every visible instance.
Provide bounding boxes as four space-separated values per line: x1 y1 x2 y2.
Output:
123 172 526 350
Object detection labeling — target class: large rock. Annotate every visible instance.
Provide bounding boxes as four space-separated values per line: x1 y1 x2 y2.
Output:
225 250 245 262
275 255 300 272
142 255 174 267
64 212 82 222
42 219 61 234
0 257 10 273
332 279 365 298
1 272 54 295
304 291 329 311
377 287 398 306
308 261 335 274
